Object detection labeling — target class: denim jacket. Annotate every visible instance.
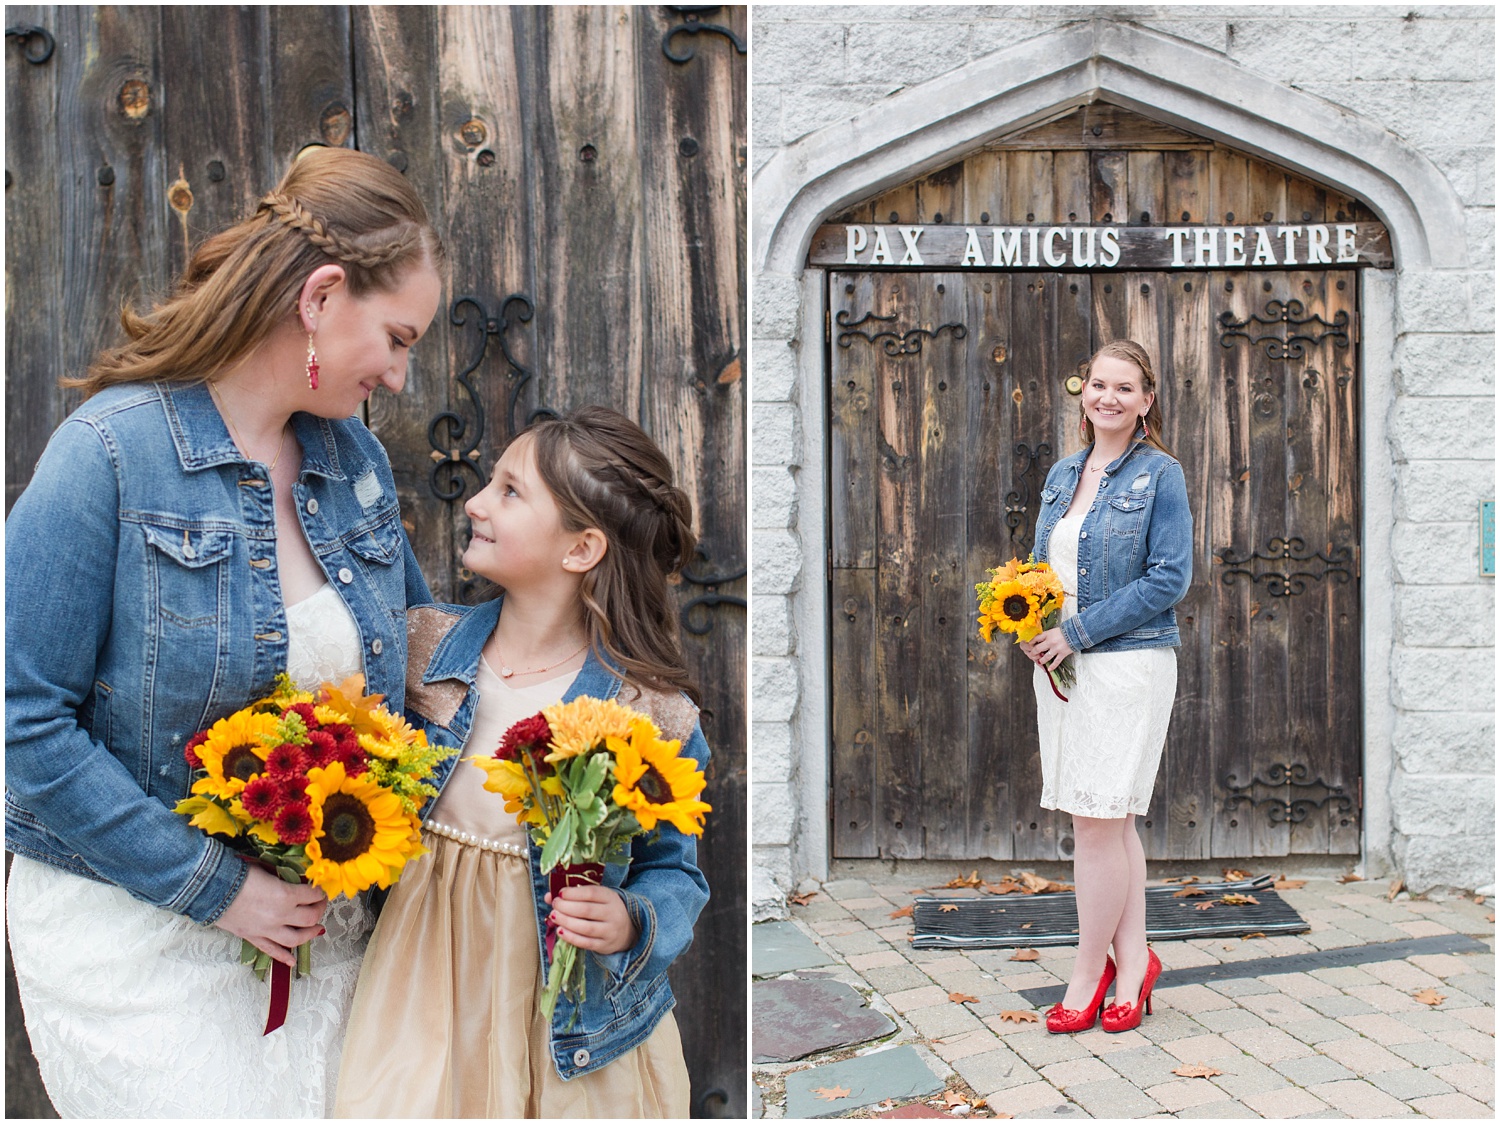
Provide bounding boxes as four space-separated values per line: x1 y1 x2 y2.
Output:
402 597 711 1081
1032 439 1193 653
5 382 430 924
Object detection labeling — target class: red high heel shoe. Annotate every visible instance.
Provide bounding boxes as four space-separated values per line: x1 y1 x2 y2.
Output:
1045 956 1116 1033
1101 948 1162 1032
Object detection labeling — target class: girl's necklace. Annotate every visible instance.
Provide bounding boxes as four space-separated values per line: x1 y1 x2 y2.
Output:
492 639 589 679
209 382 288 472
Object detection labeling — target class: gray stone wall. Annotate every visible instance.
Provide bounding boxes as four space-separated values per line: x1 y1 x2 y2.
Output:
750 6 1495 916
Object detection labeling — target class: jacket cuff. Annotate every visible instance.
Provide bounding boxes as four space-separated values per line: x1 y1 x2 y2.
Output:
177 840 249 926
598 887 656 986
1061 614 1091 653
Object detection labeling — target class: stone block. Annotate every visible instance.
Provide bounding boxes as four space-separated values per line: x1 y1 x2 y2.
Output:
1307 1078 1419 1118
863 964 936 995
1466 207 1496 271
951 1045 1033 1097
751 85 782 149
1241 1086 1330 1118
1427 1060 1495 1102
1132 17 1229 53
752 402 801 468
1063 1076 1166 1120
905 999 986 1041
1227 18 1353 85
782 1045 945 1119
753 466 799 529
1390 398 1496 462
1400 833 1498 894
1398 269 1486 334
781 83 905 146
752 596 793 659
752 657 799 722
842 21 986 86
1390 646 1495 712
1302 79 1494 149
1037 1055 1115 1087
1006 1030 1091 1067
885 984 951 1013
754 920 834 976
984 1079 1068 1114
1367 1066 1460 1100
754 978 898 1062
753 530 803 595
1395 460 1496 524
751 340 800 404
1304 994 1379 1018
1271 1054 1357 1085
1098 1043 1189 1087
752 21 848 88
1391 521 1480 584
752 782 796 845
752 721 793 785
754 275 805 341
1220 1025 1315 1062
1283 1016 1360 1045
1391 710 1496 775
1153 983 1236 1014
1161 1034 1241 1063
1337 1011 1430 1046
1351 13 1497 81
1194 1007 1273 1033
1407 1092 1494 1118
1397 332 1495 396
1425 144 1491 208
1145 1077 1232 1113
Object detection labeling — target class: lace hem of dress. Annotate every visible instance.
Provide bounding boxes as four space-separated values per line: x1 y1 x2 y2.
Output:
1040 787 1149 819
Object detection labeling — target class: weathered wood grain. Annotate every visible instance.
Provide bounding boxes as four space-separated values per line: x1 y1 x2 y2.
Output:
831 565 879 857
998 103 1215 151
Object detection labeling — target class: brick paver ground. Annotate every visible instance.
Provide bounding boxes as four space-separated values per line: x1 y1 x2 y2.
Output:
753 868 1494 1118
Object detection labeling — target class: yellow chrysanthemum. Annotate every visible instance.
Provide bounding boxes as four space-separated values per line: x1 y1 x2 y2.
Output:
357 732 403 761
990 579 1046 641
610 719 711 836
542 696 646 762
470 756 547 826
304 761 422 899
990 557 1027 582
191 711 280 799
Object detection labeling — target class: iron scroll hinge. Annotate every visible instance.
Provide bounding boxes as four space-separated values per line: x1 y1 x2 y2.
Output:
5 25 54 64
834 309 968 357
1215 536 1354 597
662 6 746 63
1222 763 1354 825
679 544 746 636
1218 299 1350 360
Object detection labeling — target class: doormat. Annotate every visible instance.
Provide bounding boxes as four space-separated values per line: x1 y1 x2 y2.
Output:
911 875 1307 949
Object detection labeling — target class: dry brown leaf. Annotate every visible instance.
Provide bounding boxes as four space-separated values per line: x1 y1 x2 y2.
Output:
1163 875 1199 884
1273 879 1307 890
788 891 817 906
996 1009 1040 1023
1387 877 1405 902
939 903 959 913
1195 901 1216 910
1010 948 1040 961
949 992 979 1005
1020 922 1033 929
878 1100 896 1111
1242 932 1266 940
1339 872 1364 883
891 905 914 919
1475 895 1486 905
1223 868 1253 881
944 870 983 889
1413 988 1446 1007
972 1099 988 1110
814 1086 851 1102
942 1090 969 1107
1173 887 1208 898
1487 914 1495 923
982 881 1023 895
1220 893 1260 906
1173 1064 1222 1079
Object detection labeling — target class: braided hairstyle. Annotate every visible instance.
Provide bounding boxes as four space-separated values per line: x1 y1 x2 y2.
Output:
72 146 444 396
1077 338 1175 458
523 406 699 703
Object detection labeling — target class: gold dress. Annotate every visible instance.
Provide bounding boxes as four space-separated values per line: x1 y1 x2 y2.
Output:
332 657 690 1118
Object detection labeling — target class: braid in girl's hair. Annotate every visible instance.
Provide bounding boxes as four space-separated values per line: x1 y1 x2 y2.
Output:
524 407 699 703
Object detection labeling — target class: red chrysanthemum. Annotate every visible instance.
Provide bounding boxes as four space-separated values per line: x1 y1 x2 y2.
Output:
497 713 552 762
305 730 338 767
240 775 284 820
265 742 308 776
274 800 314 845
184 731 208 770
333 741 368 777
279 775 309 804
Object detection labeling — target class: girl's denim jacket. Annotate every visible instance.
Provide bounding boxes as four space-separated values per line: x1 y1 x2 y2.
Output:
1032 441 1193 653
5 382 429 924
402 596 711 1081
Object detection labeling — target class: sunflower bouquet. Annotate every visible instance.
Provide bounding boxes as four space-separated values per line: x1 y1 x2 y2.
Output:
976 556 1077 702
472 695 710 1021
174 673 453 1030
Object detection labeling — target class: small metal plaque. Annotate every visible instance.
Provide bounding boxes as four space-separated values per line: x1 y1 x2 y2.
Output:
1482 500 1495 577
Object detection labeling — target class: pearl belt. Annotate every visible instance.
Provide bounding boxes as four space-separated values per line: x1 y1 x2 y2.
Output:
424 818 530 857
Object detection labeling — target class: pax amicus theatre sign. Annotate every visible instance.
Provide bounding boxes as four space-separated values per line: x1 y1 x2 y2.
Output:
811 222 1393 270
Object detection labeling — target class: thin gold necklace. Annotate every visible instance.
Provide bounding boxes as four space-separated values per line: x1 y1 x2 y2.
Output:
491 639 589 680
209 382 288 472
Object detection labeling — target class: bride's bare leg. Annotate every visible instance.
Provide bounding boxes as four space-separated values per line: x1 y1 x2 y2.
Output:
1062 815 1131 1010
1108 814 1150 1005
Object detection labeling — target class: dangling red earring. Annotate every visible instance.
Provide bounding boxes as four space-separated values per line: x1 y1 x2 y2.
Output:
306 332 320 390
1079 414 1089 442
1140 416 1149 440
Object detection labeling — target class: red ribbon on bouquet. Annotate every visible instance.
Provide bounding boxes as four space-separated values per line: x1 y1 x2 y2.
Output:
265 959 291 1035
544 862 606 959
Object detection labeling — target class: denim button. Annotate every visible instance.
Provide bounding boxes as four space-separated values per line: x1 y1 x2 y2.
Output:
182 543 196 559
1079 532 1087 539
338 567 354 584
371 638 383 655
573 1048 590 1067
1079 567 1087 575
306 498 319 515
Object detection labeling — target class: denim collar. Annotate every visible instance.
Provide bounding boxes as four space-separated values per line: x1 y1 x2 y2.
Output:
160 382 345 480
1064 434 1152 479
421 595 625 702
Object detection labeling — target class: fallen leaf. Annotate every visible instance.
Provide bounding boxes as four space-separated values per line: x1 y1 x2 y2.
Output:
942 1090 969 1107
1196 902 1216 910
1173 1064 1222 1078
814 1085 852 1102
891 905 914 919
788 891 817 906
1475 894 1486 905
1273 879 1307 890
996 1009 1040 1023
1010 948 1040 961
982 880 1023 895
949 992 979 1004
944 870 983 889
1487 914 1495 923
1223 868 1253 881
1220 893 1260 906
1387 877 1405 902
1413 988 1446 1007
972 1099 987 1110
879 1100 896 1110
1163 875 1199 884
939 903 959 913
1242 932 1266 940
1338 872 1364 883
1020 922 1033 929
1173 887 1208 898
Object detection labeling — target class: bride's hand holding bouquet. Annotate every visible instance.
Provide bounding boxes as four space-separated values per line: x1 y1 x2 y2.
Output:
976 556 1077 701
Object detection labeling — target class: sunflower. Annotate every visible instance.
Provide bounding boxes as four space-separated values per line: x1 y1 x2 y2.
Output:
542 696 645 762
610 719 711 836
470 756 548 826
191 711 281 799
304 761 421 899
989 579 1045 641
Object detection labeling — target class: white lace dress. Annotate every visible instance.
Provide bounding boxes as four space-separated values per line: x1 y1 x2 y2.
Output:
7 582 371 1118
1033 510 1178 819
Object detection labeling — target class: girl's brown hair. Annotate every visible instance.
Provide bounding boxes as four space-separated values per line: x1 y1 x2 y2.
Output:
523 407 699 703
69 146 445 397
1078 338 1175 458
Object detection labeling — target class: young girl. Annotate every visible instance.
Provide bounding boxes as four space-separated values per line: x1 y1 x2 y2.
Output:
333 406 708 1118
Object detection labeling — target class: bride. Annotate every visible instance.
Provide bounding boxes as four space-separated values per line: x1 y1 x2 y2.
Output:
5 147 442 1116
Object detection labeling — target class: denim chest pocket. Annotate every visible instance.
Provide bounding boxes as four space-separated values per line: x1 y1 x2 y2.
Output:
1106 495 1149 536
344 511 402 566
142 523 234 628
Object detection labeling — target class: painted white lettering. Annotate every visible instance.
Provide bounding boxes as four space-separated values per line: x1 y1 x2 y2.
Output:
898 226 925 266
1099 227 1120 268
1224 227 1247 267
845 226 867 264
1165 228 1191 267
993 228 1023 267
1044 227 1068 267
1252 228 1277 266
1307 224 1332 264
1193 227 1219 267
1277 226 1301 266
1336 223 1358 263
1027 228 1040 267
870 227 894 265
1072 227 1097 267
962 227 985 267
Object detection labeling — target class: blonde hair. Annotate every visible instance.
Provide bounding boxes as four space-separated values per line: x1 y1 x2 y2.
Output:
70 147 445 397
1078 339 1174 458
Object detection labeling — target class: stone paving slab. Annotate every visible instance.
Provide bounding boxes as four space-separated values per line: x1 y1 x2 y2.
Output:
755 919 837 976
782 1045 945 1118
753 978 898 1062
